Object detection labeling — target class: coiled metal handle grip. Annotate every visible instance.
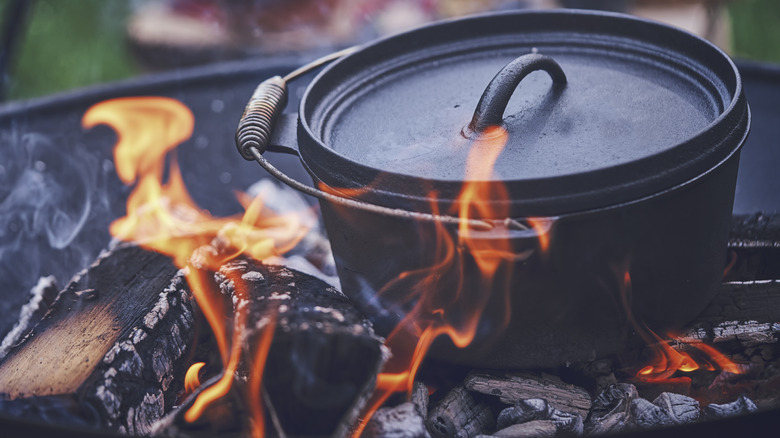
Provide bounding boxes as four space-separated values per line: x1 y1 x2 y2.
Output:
235 76 288 160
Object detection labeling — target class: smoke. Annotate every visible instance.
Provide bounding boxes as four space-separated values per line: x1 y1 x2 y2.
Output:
0 133 93 249
0 130 113 338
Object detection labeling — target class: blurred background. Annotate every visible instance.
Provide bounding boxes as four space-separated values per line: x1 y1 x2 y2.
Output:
0 0 778 102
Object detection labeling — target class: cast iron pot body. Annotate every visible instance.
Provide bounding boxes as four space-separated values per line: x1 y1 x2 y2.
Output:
267 10 749 368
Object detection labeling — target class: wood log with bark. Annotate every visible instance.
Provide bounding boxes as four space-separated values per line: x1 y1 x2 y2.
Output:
155 257 387 438
0 244 194 434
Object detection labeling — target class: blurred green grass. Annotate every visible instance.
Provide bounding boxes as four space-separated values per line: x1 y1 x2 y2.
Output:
1 0 779 101
2 0 139 100
729 0 780 63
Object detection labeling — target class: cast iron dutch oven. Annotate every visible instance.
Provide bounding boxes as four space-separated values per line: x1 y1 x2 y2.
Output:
235 10 750 368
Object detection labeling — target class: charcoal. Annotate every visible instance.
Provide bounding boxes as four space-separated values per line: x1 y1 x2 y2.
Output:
426 386 494 438
466 371 591 419
412 381 429 417
363 402 430 438
549 408 584 435
585 383 638 435
496 399 551 429
703 395 758 419
497 398 582 436
630 398 674 429
493 420 557 437
652 392 699 424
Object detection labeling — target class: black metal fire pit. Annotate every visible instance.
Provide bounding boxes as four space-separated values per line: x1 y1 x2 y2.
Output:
0 52 779 436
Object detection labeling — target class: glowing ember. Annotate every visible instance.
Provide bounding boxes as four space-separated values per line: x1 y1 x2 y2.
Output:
82 97 310 431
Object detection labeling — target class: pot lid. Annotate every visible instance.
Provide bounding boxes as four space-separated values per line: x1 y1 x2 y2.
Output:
300 10 748 216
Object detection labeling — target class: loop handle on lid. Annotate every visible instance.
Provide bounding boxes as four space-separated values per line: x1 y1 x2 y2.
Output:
468 53 567 134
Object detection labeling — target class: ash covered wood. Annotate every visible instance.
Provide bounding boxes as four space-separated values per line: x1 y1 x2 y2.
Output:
0 244 194 434
412 380 429 417
492 420 557 437
585 383 637 435
652 392 699 424
703 394 758 420
363 402 430 438
426 385 494 438
679 281 780 348
496 398 583 436
630 398 674 430
465 371 591 420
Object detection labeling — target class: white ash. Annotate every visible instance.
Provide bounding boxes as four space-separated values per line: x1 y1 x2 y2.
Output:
0 275 58 360
314 306 345 322
144 292 170 330
265 255 341 289
241 271 265 281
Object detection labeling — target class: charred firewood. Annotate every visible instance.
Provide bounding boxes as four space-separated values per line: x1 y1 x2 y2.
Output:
426 386 495 438
584 383 638 435
151 374 248 438
411 380 429 417
492 420 558 437
629 398 674 430
0 244 194 434
363 402 430 438
465 371 591 420
652 392 699 425
215 258 386 438
703 395 758 420
496 398 583 436
679 281 780 350
726 214 780 282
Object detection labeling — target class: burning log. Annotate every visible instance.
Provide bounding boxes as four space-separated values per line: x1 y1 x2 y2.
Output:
465 371 591 420
426 385 495 438
160 258 387 438
219 259 386 437
0 244 194 434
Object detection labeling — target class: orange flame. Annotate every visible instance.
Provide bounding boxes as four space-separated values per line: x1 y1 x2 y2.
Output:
83 97 309 432
354 126 552 435
184 362 206 394
611 269 744 383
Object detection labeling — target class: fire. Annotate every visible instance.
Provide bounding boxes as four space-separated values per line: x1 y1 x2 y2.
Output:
613 270 744 383
82 97 309 434
353 126 552 435
184 362 206 394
